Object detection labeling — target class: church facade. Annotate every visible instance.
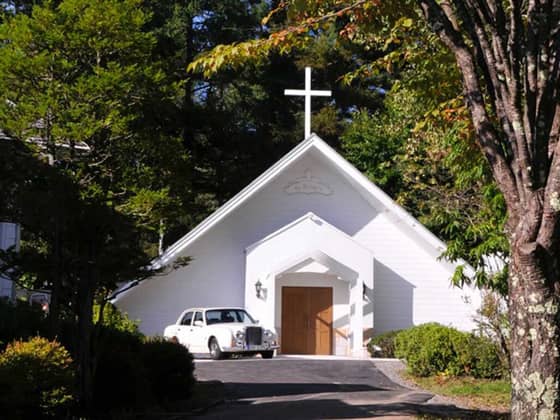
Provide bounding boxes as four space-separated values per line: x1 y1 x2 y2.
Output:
114 134 481 356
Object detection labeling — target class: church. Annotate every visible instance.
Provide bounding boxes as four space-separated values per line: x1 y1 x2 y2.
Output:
114 132 482 357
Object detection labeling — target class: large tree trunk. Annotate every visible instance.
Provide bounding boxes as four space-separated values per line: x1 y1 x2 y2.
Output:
47 218 63 338
76 240 97 414
509 230 560 418
77 279 94 413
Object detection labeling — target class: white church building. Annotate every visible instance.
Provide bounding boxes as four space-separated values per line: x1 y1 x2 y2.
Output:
0 222 19 300
114 133 482 356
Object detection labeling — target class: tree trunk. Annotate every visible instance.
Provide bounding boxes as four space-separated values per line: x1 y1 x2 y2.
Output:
77 279 94 413
47 277 61 337
47 218 63 338
76 241 97 414
509 239 560 418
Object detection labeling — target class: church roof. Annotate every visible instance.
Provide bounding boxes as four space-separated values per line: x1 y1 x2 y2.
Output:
154 134 460 269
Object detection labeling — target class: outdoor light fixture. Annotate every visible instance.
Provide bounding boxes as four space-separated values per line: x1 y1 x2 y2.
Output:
255 280 263 298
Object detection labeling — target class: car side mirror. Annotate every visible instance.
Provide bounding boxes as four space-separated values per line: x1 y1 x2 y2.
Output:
255 320 260 324
194 320 204 327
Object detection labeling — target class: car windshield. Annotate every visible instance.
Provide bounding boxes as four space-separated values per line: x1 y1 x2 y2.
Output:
205 309 255 325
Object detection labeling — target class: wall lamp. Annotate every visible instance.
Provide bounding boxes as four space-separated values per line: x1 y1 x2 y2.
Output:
255 280 263 299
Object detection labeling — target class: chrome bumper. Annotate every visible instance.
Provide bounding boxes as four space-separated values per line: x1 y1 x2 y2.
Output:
223 342 280 352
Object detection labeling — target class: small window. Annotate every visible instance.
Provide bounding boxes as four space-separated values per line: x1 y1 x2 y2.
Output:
181 311 194 326
206 311 221 325
194 311 203 324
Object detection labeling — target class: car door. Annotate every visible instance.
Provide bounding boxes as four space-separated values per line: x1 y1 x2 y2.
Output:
189 311 207 352
176 311 194 348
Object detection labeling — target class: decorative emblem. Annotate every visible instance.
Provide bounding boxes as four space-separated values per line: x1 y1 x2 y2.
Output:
284 169 333 196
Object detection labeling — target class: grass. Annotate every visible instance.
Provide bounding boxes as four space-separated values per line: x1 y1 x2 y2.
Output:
406 373 511 411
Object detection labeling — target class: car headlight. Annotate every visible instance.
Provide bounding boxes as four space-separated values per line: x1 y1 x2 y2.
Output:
264 329 274 337
235 330 245 339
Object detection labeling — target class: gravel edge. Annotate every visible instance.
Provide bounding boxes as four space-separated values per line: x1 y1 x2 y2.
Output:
370 358 471 408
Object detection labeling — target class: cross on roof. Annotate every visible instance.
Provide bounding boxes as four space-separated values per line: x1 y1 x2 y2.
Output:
285 67 332 139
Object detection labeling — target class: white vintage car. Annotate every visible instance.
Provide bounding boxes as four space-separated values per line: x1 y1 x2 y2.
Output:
163 307 279 359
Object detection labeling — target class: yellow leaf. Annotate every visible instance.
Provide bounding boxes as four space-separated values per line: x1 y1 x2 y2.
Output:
402 18 413 28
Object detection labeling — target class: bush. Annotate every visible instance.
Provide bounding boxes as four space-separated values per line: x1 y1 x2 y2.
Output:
367 330 400 358
92 330 196 412
0 337 74 418
92 326 151 412
468 336 505 379
395 323 462 376
141 337 196 404
93 302 140 335
395 323 504 379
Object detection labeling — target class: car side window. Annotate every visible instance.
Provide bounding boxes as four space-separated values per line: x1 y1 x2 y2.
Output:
181 311 193 326
194 311 203 324
206 311 221 325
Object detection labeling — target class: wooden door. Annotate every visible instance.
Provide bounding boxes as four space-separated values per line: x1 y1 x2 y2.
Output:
281 287 333 355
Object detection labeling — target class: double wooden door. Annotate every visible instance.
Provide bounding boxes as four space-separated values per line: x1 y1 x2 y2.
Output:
281 287 333 355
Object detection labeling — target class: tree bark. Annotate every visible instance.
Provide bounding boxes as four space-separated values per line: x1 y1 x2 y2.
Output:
509 237 560 418
47 217 63 338
76 241 96 414
77 278 94 413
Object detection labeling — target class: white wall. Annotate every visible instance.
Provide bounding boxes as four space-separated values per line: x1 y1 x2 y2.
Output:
0 222 19 300
116 148 480 336
354 214 481 333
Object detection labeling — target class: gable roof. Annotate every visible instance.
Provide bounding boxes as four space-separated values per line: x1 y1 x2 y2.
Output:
246 212 374 281
245 211 373 256
154 134 456 268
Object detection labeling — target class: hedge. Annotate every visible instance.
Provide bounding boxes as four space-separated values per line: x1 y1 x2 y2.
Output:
394 323 505 379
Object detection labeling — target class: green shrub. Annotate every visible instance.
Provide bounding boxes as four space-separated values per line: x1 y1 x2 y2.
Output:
0 337 74 418
395 323 462 376
92 330 196 412
92 326 151 412
395 323 504 379
141 337 196 404
367 330 400 358
468 336 505 379
93 302 141 335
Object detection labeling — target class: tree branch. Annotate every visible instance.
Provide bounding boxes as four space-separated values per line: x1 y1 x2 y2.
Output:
537 137 560 250
418 0 520 215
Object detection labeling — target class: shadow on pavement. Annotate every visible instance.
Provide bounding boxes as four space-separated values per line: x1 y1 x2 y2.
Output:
208 398 510 419
224 382 388 399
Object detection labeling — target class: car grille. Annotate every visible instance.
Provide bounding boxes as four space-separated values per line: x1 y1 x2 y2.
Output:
245 327 263 346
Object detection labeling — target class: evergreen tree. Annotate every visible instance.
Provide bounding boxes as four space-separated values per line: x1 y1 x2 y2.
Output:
0 0 177 410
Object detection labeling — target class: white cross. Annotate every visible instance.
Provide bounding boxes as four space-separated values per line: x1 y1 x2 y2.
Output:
285 67 332 139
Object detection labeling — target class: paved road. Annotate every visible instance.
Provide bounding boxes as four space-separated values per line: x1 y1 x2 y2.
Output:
193 356 436 419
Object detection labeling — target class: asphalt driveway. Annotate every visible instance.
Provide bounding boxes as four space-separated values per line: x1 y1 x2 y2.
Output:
191 356 486 419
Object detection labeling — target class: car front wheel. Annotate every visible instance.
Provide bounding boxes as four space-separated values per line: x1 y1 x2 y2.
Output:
261 351 274 359
209 338 223 360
